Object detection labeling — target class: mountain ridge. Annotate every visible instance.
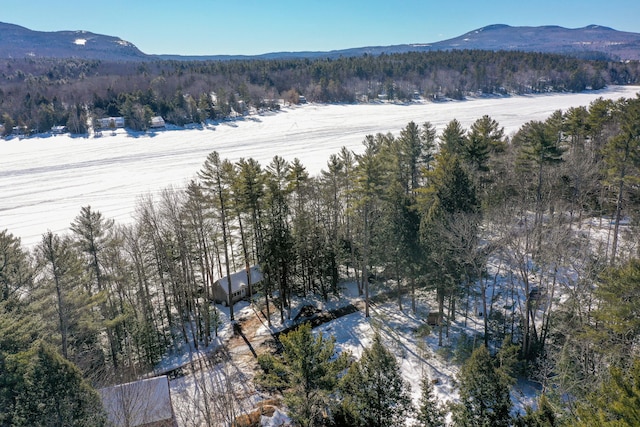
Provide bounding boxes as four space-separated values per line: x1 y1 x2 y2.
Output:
0 21 147 61
1 22 639 61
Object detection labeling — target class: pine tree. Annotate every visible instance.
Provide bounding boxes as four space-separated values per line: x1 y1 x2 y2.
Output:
574 358 640 427
415 373 446 427
321 154 345 297
35 231 105 375
451 345 513 427
397 120 433 194
591 259 640 365
0 230 32 310
464 115 505 194
440 119 467 157
3 341 107 426
513 117 565 253
339 333 413 427
263 155 295 322
236 158 268 323
601 97 640 264
261 323 349 427
354 135 388 316
199 151 236 320
512 118 565 357
70 206 120 371
420 121 438 174
515 394 558 427
419 151 478 345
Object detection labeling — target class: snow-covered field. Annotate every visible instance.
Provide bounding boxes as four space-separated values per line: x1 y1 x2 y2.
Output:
1 86 638 248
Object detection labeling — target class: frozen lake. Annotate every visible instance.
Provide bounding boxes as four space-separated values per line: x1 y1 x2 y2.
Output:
1 86 638 248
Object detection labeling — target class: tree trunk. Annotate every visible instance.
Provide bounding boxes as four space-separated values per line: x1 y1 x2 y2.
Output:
610 176 625 265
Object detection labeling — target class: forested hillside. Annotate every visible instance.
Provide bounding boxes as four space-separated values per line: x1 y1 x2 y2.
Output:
2 93 640 425
1 50 640 134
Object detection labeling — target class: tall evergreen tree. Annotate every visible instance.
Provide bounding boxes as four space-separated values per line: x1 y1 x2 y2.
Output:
574 358 640 427
2 341 107 427
591 258 640 366
515 394 558 427
354 135 388 316
420 121 438 174
35 231 105 376
339 333 413 427
451 345 513 427
513 118 565 251
0 230 32 309
397 121 431 194
69 206 120 371
263 155 295 322
440 119 467 157
378 132 424 311
415 372 446 427
236 157 269 322
321 154 345 296
259 323 349 427
601 97 640 264
199 151 236 320
464 115 505 197
420 151 478 345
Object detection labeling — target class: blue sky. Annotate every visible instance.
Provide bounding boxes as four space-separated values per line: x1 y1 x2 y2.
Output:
4 1 640 56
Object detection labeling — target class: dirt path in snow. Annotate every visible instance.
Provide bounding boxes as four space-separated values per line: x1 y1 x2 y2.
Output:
227 290 393 361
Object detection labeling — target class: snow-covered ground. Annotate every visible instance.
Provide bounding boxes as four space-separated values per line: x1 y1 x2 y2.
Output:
1 86 638 248
171 277 538 426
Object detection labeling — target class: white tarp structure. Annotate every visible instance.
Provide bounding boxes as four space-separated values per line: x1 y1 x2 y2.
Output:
99 375 177 427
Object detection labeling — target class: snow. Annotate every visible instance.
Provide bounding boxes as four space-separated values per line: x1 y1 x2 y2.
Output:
261 409 291 427
310 282 461 416
1 86 638 249
243 279 538 425
74 38 87 46
1 87 632 424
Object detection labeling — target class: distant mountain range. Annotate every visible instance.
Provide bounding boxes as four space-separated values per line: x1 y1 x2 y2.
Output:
0 22 147 61
1 22 639 62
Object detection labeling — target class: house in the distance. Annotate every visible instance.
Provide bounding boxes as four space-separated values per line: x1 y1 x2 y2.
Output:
213 266 262 306
150 116 165 129
51 125 67 134
99 375 177 427
97 116 125 129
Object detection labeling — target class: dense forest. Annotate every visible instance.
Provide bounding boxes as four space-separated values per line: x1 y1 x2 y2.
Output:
2 88 640 425
1 49 640 134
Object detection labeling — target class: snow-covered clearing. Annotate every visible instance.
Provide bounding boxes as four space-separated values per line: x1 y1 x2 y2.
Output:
165 274 550 426
1 86 638 249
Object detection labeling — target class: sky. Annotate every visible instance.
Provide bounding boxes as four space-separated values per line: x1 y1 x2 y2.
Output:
3 1 640 56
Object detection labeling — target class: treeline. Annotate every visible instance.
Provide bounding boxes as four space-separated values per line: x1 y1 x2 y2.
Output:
2 50 640 134
2 95 640 424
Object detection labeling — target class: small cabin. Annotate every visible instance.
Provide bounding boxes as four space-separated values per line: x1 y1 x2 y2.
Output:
97 117 125 129
12 126 26 136
150 116 166 128
213 266 262 306
427 312 443 326
51 125 67 134
99 376 177 427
